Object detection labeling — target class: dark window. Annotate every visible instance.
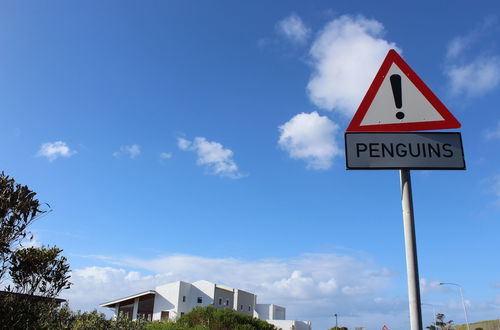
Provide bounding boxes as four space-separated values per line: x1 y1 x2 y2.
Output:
197 297 202 304
182 296 186 302
137 295 155 321
248 306 251 311
117 298 135 320
240 305 243 310
218 298 222 305
225 299 229 306
181 312 184 316
161 311 169 321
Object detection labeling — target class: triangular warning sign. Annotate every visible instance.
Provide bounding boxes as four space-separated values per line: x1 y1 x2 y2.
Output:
347 49 461 132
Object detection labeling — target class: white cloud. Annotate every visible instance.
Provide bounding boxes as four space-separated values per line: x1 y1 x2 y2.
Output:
277 14 311 44
177 137 244 179
159 152 173 160
63 253 398 329
419 278 447 295
446 16 495 59
278 112 342 170
37 141 76 162
177 138 191 151
480 174 500 207
446 57 500 98
445 17 500 98
484 121 500 140
492 174 500 200
307 15 399 116
113 144 141 159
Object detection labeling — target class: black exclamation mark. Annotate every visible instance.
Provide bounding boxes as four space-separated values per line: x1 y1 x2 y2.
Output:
390 74 405 119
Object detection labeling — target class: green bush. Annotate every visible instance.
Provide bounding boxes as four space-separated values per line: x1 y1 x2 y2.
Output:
177 306 277 330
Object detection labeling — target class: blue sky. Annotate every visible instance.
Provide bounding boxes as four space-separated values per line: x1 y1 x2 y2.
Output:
1 1 500 329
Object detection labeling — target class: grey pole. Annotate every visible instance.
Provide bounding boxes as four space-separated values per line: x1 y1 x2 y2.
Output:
400 169 423 330
439 282 470 330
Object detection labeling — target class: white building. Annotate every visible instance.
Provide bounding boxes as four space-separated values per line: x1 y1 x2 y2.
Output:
100 280 311 330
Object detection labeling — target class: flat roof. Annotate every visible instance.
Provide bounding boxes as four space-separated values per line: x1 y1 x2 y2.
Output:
100 290 156 308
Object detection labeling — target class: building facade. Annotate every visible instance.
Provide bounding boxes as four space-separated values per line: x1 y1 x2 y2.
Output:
100 280 311 330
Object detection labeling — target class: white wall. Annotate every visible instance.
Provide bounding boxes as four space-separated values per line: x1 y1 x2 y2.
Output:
266 320 311 330
255 304 286 321
255 304 271 320
272 304 286 320
176 281 193 316
152 281 181 321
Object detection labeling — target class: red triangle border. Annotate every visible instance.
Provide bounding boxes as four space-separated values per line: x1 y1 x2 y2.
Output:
346 49 461 132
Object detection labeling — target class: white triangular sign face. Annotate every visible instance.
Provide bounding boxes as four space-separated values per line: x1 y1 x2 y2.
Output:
360 63 444 126
347 50 460 132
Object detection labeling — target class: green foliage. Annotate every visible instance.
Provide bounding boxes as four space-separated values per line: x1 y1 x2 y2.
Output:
177 306 277 330
8 246 71 297
0 292 64 330
454 319 500 330
426 313 454 330
71 310 111 330
0 173 72 329
145 322 207 330
0 172 46 281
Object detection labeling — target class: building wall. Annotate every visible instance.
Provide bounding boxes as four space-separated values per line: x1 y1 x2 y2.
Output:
255 304 271 320
266 320 311 330
272 304 286 320
214 286 234 309
152 281 181 321
176 281 194 316
234 289 255 316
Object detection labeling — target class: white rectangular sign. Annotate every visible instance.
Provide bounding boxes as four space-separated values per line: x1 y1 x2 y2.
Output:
345 132 465 170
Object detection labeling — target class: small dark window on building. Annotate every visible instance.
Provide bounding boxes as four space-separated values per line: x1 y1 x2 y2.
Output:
218 298 222 305
181 312 184 316
197 297 202 304
248 306 251 311
226 299 229 306
240 305 243 310
182 296 186 302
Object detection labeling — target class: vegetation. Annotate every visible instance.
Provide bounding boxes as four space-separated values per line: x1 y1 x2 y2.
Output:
0 172 47 282
8 246 71 297
426 313 454 330
0 172 72 329
0 305 278 330
454 319 500 330
175 306 277 330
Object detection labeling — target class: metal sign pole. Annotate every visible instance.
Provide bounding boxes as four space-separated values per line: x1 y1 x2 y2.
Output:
400 169 423 330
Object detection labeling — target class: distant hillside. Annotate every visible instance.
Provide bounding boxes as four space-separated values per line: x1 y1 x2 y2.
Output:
454 319 500 330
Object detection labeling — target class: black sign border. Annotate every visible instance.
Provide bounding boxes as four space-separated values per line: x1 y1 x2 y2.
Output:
344 132 466 170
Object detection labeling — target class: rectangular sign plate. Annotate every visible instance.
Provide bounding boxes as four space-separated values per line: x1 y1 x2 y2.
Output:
345 132 465 170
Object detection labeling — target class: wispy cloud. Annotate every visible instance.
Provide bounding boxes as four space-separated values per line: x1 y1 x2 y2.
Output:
37 141 76 162
177 137 244 179
113 144 141 159
276 14 311 44
444 17 500 98
481 173 500 207
446 57 500 98
306 15 399 116
484 121 500 140
492 174 500 202
446 16 495 59
159 152 173 160
278 112 341 170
